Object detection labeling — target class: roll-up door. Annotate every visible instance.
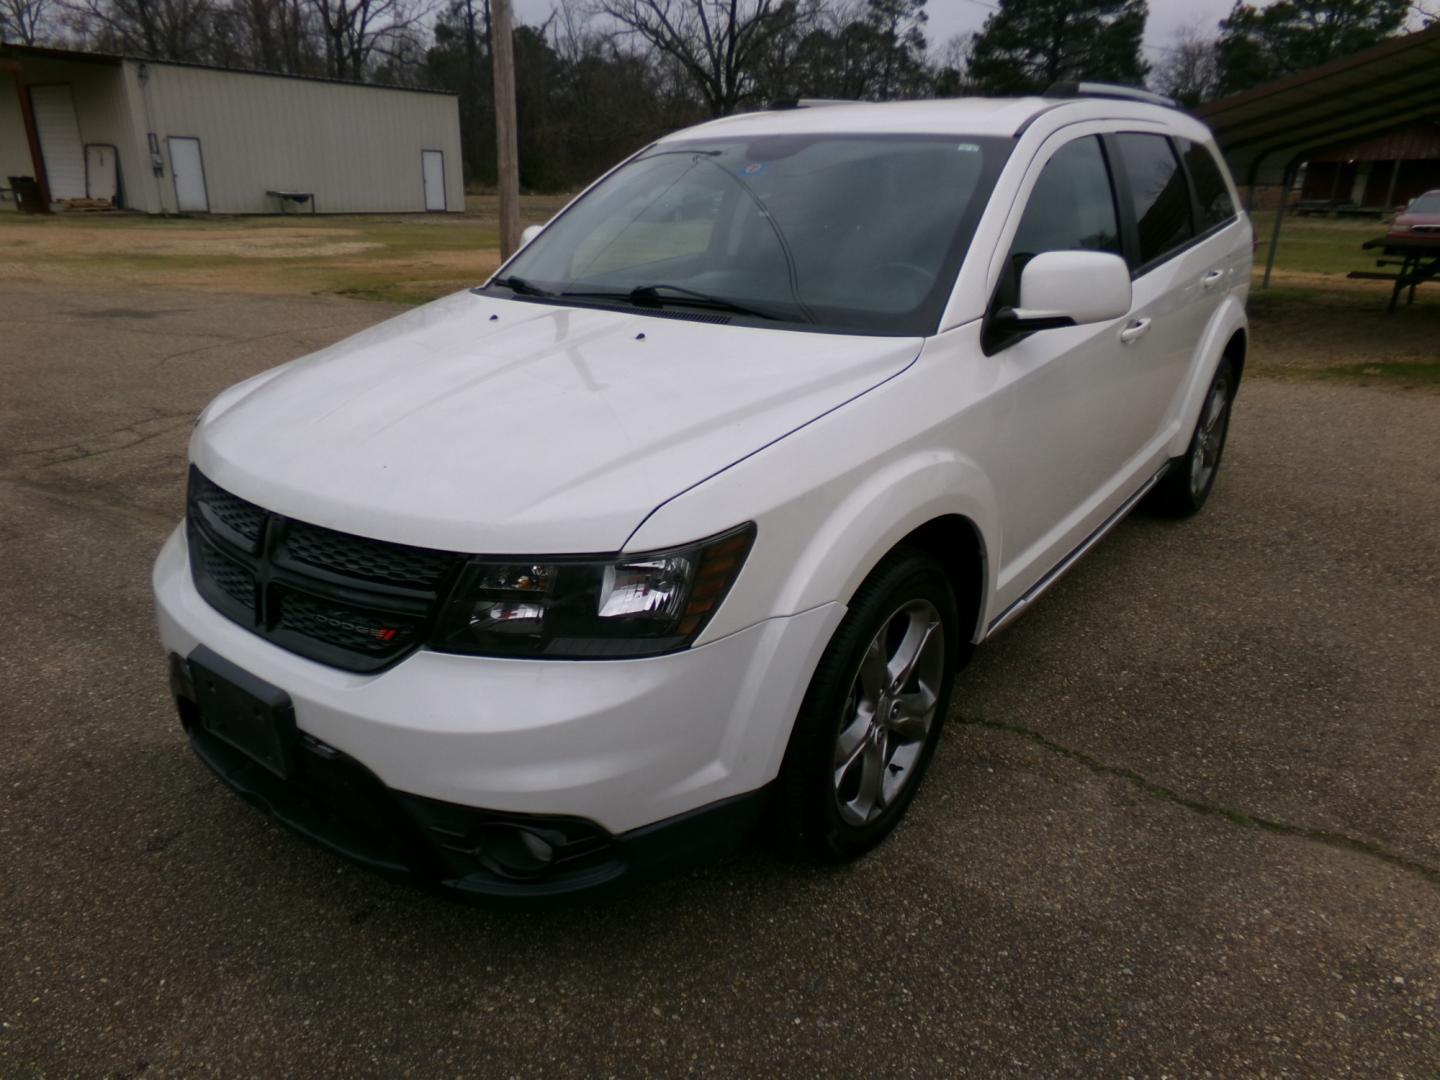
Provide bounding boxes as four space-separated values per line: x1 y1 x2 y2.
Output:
29 85 86 200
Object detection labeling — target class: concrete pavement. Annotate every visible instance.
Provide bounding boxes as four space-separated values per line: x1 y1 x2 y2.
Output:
2 282 1436 1076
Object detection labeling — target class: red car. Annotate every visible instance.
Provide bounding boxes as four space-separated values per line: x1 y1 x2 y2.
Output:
1387 189 1440 239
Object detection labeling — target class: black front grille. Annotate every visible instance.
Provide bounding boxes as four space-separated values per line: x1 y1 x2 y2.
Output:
192 531 258 612
284 520 454 588
275 591 426 657
190 469 266 549
185 467 462 673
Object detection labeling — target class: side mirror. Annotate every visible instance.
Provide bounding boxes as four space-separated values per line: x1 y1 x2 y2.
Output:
1003 250 1132 331
520 224 543 247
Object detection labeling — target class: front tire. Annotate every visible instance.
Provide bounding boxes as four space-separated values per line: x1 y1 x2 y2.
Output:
1149 358 1236 518
775 549 962 863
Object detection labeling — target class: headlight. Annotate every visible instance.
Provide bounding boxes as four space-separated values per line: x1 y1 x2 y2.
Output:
430 524 755 658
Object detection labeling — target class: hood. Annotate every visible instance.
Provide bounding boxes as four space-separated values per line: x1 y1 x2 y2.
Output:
193 291 920 553
1392 211 1440 230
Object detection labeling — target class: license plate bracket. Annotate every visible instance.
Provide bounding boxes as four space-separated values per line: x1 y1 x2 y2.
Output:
188 646 297 779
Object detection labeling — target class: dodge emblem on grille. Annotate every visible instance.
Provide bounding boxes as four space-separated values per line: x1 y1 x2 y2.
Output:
311 613 400 641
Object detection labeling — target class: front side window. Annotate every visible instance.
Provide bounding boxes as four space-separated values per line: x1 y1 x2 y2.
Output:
1178 139 1237 231
996 135 1120 309
487 134 1011 335
1116 133 1195 268
1011 136 1121 260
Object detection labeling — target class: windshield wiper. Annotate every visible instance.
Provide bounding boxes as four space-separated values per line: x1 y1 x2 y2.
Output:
491 274 554 297
560 283 802 323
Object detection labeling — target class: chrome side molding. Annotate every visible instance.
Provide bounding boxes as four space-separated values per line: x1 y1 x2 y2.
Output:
986 462 1170 638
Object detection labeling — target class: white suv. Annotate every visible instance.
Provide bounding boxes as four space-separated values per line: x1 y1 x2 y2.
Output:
153 88 1251 898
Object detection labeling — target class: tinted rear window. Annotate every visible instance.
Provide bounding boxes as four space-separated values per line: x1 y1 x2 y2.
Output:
1179 139 1237 231
1115 133 1194 268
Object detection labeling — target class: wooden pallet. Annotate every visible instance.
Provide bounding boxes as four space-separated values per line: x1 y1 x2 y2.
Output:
57 197 116 212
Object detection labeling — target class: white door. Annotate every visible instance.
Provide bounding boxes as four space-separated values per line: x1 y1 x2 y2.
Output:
85 144 118 202
169 137 209 212
979 133 1146 603
422 150 446 211
29 85 85 200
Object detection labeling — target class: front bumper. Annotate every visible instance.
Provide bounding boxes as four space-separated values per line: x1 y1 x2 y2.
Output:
154 526 843 894
171 651 769 898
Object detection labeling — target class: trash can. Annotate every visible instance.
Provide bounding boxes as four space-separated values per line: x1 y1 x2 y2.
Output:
8 176 46 214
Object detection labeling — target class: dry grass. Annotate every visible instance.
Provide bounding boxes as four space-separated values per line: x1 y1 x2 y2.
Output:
0 193 571 304
1247 214 1439 389
1 198 1434 387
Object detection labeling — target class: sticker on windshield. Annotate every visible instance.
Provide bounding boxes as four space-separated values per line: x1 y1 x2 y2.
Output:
740 162 768 177
956 143 980 153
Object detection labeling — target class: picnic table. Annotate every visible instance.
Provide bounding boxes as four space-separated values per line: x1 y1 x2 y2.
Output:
266 190 316 214
1348 235 1440 312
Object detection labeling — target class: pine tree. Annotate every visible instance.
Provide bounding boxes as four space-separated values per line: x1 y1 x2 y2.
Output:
967 0 1149 95
1216 0 1409 94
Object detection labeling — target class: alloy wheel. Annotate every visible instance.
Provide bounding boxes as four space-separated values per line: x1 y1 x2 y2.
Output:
832 599 946 827
1190 373 1232 497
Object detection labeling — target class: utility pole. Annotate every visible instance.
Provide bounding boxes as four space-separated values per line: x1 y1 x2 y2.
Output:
491 0 520 259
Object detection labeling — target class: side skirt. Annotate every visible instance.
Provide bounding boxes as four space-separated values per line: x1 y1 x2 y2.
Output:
985 462 1170 638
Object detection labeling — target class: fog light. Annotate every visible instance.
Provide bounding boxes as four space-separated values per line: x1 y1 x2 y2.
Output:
474 824 557 880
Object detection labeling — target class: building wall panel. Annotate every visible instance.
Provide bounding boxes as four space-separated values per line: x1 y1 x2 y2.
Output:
133 63 462 214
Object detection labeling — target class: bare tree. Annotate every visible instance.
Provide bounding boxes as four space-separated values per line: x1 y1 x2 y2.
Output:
306 0 431 79
65 0 215 59
226 0 321 73
1151 22 1219 106
589 0 815 116
930 31 974 95
1 0 55 42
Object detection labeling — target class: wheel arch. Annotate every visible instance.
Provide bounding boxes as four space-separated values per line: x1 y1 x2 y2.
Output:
655 447 1002 648
1166 295 1249 460
758 455 1001 647
1223 325 1247 385
890 515 988 645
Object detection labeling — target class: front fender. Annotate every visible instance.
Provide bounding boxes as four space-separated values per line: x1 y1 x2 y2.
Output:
627 326 1009 649
763 452 999 643
625 352 1004 649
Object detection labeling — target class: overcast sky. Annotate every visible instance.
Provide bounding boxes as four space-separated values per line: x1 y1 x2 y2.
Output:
505 0 1242 64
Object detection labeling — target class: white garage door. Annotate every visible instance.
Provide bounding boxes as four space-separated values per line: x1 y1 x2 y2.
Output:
30 85 86 200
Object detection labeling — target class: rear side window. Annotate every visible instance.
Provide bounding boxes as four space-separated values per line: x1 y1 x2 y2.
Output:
1011 136 1122 260
1179 139 1237 231
1115 133 1194 268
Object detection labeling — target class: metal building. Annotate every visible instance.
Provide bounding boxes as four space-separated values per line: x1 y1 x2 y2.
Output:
1 45 463 214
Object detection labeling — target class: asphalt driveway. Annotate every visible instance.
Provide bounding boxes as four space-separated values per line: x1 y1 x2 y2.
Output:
2 282 1437 1076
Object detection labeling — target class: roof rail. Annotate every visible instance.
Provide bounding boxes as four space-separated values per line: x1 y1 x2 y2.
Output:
1044 82 1177 108
765 98 860 111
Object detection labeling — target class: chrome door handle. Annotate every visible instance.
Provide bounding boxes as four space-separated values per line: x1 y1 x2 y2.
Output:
1119 317 1151 344
1201 269 1225 289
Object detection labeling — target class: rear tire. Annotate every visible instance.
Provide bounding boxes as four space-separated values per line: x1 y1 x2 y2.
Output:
1148 358 1236 518
775 549 963 863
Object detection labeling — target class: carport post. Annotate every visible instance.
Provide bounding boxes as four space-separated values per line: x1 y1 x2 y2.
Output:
1383 160 1402 211
1262 161 1297 290
5 64 52 212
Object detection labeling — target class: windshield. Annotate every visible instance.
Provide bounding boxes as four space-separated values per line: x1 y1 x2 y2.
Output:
486 133 1011 335
1406 192 1440 214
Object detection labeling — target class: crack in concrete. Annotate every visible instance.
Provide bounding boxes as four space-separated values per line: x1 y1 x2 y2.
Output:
960 716 1440 887
8 414 195 467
